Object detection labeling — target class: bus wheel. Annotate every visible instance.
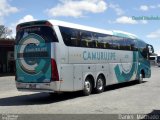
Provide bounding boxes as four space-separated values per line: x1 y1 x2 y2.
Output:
83 78 92 96
95 76 104 93
138 73 143 84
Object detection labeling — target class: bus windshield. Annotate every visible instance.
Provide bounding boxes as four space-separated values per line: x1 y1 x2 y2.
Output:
15 26 58 44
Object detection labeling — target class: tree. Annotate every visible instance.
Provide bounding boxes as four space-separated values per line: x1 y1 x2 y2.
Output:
0 25 5 38
0 25 12 39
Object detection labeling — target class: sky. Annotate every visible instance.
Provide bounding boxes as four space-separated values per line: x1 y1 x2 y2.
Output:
1 0 160 55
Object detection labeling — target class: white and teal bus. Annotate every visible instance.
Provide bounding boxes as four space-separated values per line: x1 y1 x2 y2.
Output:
15 20 154 95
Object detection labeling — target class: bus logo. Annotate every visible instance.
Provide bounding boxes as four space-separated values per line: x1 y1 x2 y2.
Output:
17 33 49 74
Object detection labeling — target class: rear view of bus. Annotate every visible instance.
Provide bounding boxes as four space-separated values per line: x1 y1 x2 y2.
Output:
15 21 59 92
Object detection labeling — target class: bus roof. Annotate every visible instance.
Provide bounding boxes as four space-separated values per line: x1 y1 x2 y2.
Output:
49 19 113 35
17 19 138 40
49 20 138 39
112 30 138 39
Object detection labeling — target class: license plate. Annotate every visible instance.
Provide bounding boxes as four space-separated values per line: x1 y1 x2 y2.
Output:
29 84 36 89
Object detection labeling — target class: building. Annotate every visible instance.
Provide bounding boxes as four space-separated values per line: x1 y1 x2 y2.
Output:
0 39 15 74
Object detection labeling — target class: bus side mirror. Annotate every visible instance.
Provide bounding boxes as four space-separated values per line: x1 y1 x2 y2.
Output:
147 44 154 54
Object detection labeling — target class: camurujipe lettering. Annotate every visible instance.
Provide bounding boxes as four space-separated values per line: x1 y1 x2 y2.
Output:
26 46 47 53
83 51 116 61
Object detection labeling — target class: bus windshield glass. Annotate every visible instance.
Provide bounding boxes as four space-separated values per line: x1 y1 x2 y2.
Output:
15 26 58 44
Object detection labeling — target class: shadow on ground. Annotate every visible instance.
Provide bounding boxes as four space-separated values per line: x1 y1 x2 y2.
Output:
0 80 147 106
105 80 147 91
141 110 160 120
0 73 15 77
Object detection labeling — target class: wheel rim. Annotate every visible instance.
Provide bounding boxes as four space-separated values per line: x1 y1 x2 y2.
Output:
97 78 103 91
84 80 91 93
140 74 143 81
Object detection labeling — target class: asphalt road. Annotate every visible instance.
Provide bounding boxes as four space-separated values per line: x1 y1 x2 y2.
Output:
0 66 160 116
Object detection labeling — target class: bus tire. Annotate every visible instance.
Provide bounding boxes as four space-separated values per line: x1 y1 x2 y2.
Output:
95 75 104 93
137 73 143 84
83 78 92 96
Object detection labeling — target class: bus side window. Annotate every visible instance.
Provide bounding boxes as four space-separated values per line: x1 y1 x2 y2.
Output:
59 27 72 46
130 40 136 51
70 29 80 47
92 33 98 48
96 33 105 49
98 33 112 49
118 37 125 50
81 40 89 47
125 38 132 50
76 31 81 47
60 27 82 47
112 36 122 50
81 31 92 48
